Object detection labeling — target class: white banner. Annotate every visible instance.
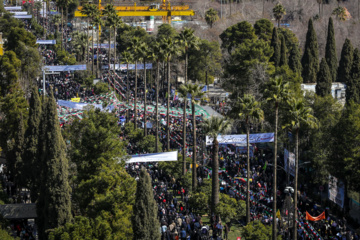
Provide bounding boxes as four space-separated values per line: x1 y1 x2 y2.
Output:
328 175 345 209
111 63 153 70
57 100 114 112
127 151 178 163
43 65 87 71
284 148 295 177
205 133 274 146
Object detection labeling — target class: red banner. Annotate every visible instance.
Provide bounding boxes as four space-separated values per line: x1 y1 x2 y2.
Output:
305 211 325 221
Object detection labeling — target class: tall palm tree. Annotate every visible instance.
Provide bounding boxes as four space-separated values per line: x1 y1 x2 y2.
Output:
51 15 61 38
89 8 101 75
103 5 117 70
232 94 264 224
138 43 150 136
176 28 199 84
187 84 205 191
201 117 232 215
160 37 180 151
264 77 290 240
273 3 286 28
92 15 104 78
151 41 164 152
80 4 97 64
205 8 219 28
284 97 318 240
178 84 190 175
121 51 134 123
128 37 142 130
112 15 122 71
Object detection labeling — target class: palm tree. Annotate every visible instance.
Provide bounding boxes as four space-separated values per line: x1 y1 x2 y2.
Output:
176 28 199 84
89 8 101 75
51 15 61 38
92 15 104 78
284 97 318 240
264 77 290 240
57 0 74 49
273 3 286 27
205 8 219 28
151 41 164 152
138 42 150 136
232 94 264 224
178 84 190 175
160 37 180 151
128 37 142 130
187 84 205 191
121 51 134 123
201 117 232 215
112 15 122 71
80 4 96 64
103 5 117 70
71 31 88 62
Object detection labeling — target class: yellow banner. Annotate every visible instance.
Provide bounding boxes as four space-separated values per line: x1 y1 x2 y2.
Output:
71 98 81 102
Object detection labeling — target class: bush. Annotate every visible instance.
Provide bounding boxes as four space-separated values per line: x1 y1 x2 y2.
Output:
93 82 110 95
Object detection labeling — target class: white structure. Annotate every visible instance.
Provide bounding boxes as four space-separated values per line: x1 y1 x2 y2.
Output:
301 82 346 100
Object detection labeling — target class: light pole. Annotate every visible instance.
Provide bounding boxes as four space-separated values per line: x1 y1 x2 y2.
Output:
221 0 223 19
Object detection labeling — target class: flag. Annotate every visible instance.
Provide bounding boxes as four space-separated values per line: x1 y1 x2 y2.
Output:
306 211 325 221
262 161 267 171
276 209 281 220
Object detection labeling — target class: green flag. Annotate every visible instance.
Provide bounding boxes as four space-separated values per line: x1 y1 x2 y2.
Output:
262 161 267 171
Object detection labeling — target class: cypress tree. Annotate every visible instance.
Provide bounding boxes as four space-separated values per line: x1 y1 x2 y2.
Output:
347 48 360 104
270 27 281 67
37 94 72 240
325 17 337 82
280 35 288 66
132 168 161 240
338 38 353 84
301 19 319 83
289 43 302 74
316 58 332 97
23 86 42 202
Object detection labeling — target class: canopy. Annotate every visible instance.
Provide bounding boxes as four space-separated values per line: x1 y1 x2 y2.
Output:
37 40 56 45
206 133 274 145
127 151 178 163
43 65 86 71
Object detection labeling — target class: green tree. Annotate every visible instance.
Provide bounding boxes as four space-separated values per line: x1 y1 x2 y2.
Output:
0 50 21 96
270 27 281 67
5 27 37 52
346 48 360 104
215 194 245 224
188 39 222 85
23 86 42 202
263 77 289 240
280 35 288 66
205 8 219 28
325 17 337 82
254 18 274 42
160 37 180 150
178 84 190 175
157 24 178 40
242 221 280 240
338 38 353 85
289 43 302 74
93 14 104 78
94 81 110 95
231 94 264 224
316 58 332 97
132 168 161 240
273 3 286 27
71 31 87 62
277 28 299 54
284 97 317 240
201 117 232 216
117 24 149 54
37 94 72 240
220 21 257 53
138 42 150 136
103 5 117 69
301 19 319 83
188 192 209 216
223 39 273 95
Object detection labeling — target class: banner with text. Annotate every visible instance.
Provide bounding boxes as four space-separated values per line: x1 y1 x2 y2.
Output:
205 133 274 146
328 175 345 209
284 148 295 177
127 151 178 163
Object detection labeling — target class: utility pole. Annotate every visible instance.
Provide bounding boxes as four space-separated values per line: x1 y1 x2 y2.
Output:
221 0 223 19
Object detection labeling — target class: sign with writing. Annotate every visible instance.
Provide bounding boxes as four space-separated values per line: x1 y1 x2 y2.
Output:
206 133 274 146
71 98 80 103
284 148 295 177
328 175 345 208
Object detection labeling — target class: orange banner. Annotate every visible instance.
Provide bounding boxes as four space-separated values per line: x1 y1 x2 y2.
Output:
306 211 325 221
